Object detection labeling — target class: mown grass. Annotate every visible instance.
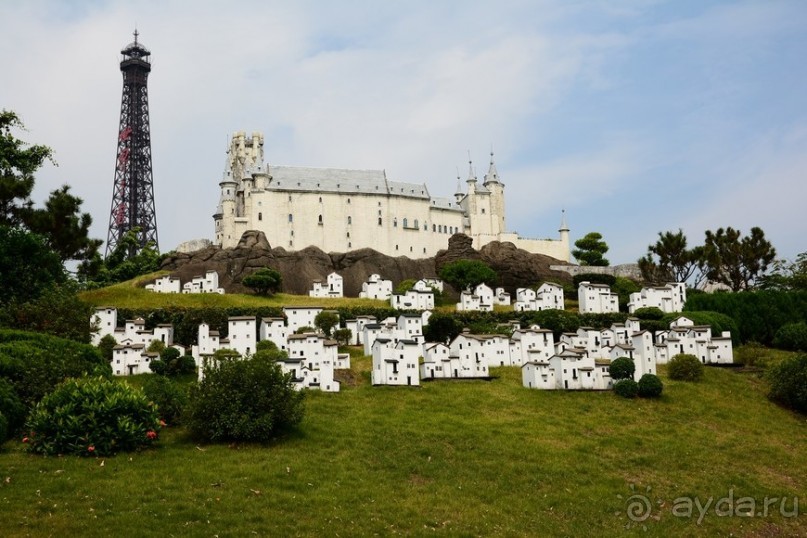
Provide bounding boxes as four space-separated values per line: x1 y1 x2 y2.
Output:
79 273 388 310
1 359 805 537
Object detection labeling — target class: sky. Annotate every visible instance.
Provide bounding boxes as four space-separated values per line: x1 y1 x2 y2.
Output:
1 0 806 264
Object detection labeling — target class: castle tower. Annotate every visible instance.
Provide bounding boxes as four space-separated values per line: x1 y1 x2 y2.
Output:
106 30 159 257
559 209 570 256
483 150 505 235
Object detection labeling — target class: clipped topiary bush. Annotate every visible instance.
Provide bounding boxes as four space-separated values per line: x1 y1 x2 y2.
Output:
668 353 704 381
186 354 304 443
637 373 664 398
772 322 807 352
609 357 635 381
142 375 188 426
633 307 665 321
0 377 26 439
24 377 160 456
766 355 807 414
614 379 639 398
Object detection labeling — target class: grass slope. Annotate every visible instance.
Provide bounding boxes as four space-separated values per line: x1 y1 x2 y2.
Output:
1 362 805 536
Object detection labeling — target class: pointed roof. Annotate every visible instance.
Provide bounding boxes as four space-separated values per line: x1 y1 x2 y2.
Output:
466 153 477 184
559 209 569 232
483 150 500 185
455 169 464 196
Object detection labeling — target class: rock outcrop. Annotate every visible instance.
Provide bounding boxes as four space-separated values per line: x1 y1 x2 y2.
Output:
158 230 573 296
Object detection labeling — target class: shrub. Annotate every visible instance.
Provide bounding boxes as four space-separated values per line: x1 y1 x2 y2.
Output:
186 354 304 443
97 334 117 362
0 412 7 444
0 330 111 406
142 375 188 425
767 355 807 414
333 328 352 346
0 377 26 439
24 377 160 456
772 322 807 352
609 357 635 381
256 340 278 353
637 374 664 398
614 379 638 398
668 353 704 381
633 307 665 321
242 267 282 296
150 347 196 376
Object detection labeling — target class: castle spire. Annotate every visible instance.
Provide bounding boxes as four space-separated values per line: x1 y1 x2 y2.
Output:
484 147 500 185
455 167 464 196
466 151 477 184
559 209 569 232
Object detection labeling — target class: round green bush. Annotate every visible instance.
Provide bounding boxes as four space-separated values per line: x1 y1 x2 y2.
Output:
633 307 665 321
186 354 304 443
767 355 807 414
24 376 160 456
142 375 188 426
637 373 663 398
772 322 807 352
668 353 704 381
0 377 26 439
613 379 639 398
609 357 635 381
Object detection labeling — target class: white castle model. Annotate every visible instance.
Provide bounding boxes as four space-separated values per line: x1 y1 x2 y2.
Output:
213 131 570 260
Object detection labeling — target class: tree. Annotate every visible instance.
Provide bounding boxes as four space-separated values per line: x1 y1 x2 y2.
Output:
80 227 161 286
242 267 282 296
314 311 340 337
423 313 462 343
638 229 705 286
0 225 65 305
703 227 776 291
572 232 609 266
759 252 807 291
333 328 352 346
439 260 497 291
395 279 417 295
97 334 117 362
609 357 635 381
0 110 53 226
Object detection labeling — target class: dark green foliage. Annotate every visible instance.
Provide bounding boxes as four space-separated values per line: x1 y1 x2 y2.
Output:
332 328 352 346
0 225 65 304
612 277 641 312
80 228 162 287
613 379 638 398
242 267 282 296
314 311 339 337
256 339 278 352
609 357 635 381
772 322 807 352
24 376 160 456
573 273 616 288
668 353 704 382
439 259 497 291
572 232 609 266
0 412 6 443
703 226 776 291
186 354 305 442
685 291 807 345
423 313 462 343
294 326 315 335
759 252 807 291
633 307 665 320
3 282 93 342
0 377 26 439
0 329 111 406
637 374 663 398
142 375 188 425
98 334 117 362
395 279 416 294
150 347 196 376
638 229 704 285
666 310 739 345
766 354 807 414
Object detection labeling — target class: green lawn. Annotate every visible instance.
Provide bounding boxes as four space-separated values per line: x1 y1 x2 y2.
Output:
1 360 805 536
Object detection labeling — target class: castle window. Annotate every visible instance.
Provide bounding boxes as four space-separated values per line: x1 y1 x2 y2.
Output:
482 208 486 214
289 241 293 247
346 232 350 238
403 218 408 228
378 202 381 207
410 246 413 252
289 195 292 202
423 248 426 254
348 216 352 224
393 218 398 227
318 215 323 225
288 214 293 222
319 197 322 203
290 230 294 236
438 225 442 233
258 212 262 221
347 198 351 204
396 245 399 251
414 219 419 229
378 218 382 226
226 189 230 195
348 242 352 248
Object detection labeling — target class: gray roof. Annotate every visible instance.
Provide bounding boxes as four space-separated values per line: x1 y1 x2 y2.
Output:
265 165 432 200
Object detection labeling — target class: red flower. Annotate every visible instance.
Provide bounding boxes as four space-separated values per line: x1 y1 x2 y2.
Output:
22 437 29 443
146 430 157 440
88 445 95 453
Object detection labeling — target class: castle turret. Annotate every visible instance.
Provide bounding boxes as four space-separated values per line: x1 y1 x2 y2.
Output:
454 171 464 204
559 209 570 258
483 150 505 235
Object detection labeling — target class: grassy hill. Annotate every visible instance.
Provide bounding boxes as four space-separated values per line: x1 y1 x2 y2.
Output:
1 359 805 536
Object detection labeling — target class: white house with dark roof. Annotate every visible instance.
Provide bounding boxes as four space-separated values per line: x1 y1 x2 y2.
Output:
509 327 555 367
514 283 565 312
112 343 156 376
227 316 257 357
283 306 323 333
145 275 181 293
345 315 377 345
260 317 289 350
182 270 225 294
495 287 511 306
359 274 393 300
286 333 341 392
420 342 459 379
654 316 733 365
457 283 495 312
390 285 434 310
372 338 421 386
309 272 344 298
628 282 686 314
449 332 508 371
522 360 556 390
577 282 619 314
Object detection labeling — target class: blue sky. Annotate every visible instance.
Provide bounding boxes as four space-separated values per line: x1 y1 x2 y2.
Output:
1 0 805 264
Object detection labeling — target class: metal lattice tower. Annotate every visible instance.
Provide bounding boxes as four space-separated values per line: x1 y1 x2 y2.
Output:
105 30 159 258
